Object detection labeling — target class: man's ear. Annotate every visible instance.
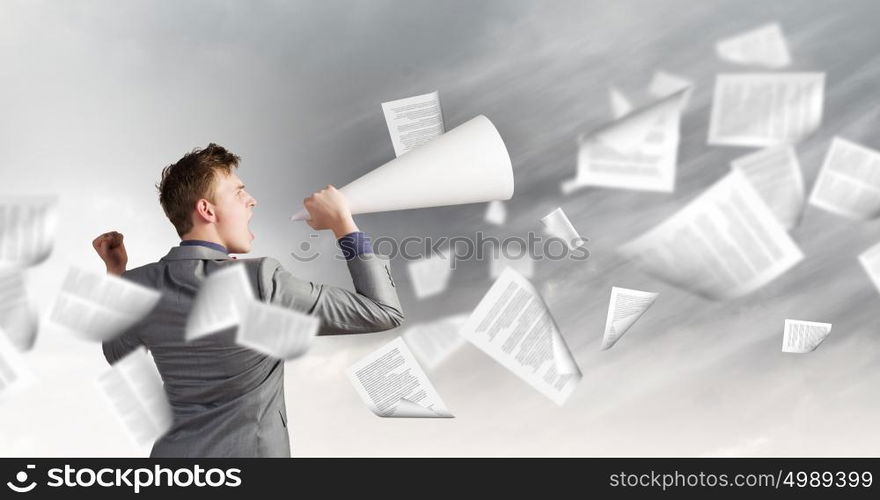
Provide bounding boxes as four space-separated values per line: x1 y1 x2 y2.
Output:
194 199 217 223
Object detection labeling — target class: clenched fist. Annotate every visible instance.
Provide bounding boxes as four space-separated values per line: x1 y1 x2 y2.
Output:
302 185 359 237
92 231 128 276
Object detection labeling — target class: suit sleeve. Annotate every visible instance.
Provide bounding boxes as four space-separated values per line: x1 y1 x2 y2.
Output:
102 330 144 365
101 270 146 365
259 254 405 335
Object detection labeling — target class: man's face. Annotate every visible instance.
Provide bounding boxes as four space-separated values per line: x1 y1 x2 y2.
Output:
211 171 257 254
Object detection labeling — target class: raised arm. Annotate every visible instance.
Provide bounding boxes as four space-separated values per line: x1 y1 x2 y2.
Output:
262 185 405 335
261 254 404 335
93 231 144 363
92 231 128 276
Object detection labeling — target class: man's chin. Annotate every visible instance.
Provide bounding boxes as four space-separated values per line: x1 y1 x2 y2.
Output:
227 231 255 255
228 242 252 255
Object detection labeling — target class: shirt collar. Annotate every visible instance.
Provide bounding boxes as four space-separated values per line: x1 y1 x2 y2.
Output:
180 239 228 254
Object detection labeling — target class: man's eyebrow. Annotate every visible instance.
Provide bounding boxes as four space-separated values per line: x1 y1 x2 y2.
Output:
237 184 245 190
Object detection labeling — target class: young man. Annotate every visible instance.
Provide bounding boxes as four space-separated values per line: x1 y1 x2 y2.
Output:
92 143 404 457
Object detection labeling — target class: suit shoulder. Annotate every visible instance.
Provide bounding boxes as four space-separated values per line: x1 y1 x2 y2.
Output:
229 256 281 273
121 261 164 284
234 256 285 300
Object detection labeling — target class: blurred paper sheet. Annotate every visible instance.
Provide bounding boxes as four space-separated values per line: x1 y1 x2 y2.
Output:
601 287 658 350
490 251 534 279
236 301 317 360
96 347 172 448
540 279 565 307
402 314 469 370
560 177 583 195
708 73 824 147
808 138 880 220
0 327 35 400
648 70 694 107
484 200 507 226
347 337 453 418
620 170 803 300
408 251 453 299
460 267 581 405
185 264 254 340
0 272 38 351
782 319 831 353
859 241 880 294
49 268 161 342
648 71 692 97
731 145 805 230
541 207 586 251
0 197 56 270
595 89 686 155
716 23 792 69
381 91 444 157
609 86 634 119
565 90 685 193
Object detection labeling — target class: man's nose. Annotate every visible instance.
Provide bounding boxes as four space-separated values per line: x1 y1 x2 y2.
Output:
249 197 257 208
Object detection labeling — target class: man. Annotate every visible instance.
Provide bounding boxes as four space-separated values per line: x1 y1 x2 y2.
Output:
92 143 404 457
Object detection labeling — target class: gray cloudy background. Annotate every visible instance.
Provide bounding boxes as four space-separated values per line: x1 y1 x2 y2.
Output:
2 0 880 456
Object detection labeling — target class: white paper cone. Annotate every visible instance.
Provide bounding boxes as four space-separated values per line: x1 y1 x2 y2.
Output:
292 115 514 220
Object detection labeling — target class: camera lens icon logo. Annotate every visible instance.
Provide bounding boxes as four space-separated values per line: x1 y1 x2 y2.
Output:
6 465 37 493
290 234 320 262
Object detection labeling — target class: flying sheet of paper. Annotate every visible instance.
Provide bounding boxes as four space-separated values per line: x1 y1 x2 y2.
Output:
564 90 686 193
484 200 507 226
96 347 172 448
808 137 880 220
620 170 803 300
560 177 582 195
0 197 57 270
540 279 564 307
490 251 534 279
595 88 686 155
648 70 694 108
708 73 824 147
48 268 162 342
540 279 574 369
402 314 469 370
185 264 254 340
731 145 805 230
858 241 880 294
381 91 445 157
236 301 318 360
782 319 832 353
347 337 453 418
460 267 581 405
716 23 792 69
541 207 586 250
0 327 35 400
0 272 38 352
609 86 634 119
601 287 659 350
407 251 453 299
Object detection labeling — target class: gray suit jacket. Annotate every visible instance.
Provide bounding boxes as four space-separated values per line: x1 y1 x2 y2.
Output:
102 245 404 457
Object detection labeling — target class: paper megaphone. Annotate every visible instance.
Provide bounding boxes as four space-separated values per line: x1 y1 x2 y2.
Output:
291 115 514 221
